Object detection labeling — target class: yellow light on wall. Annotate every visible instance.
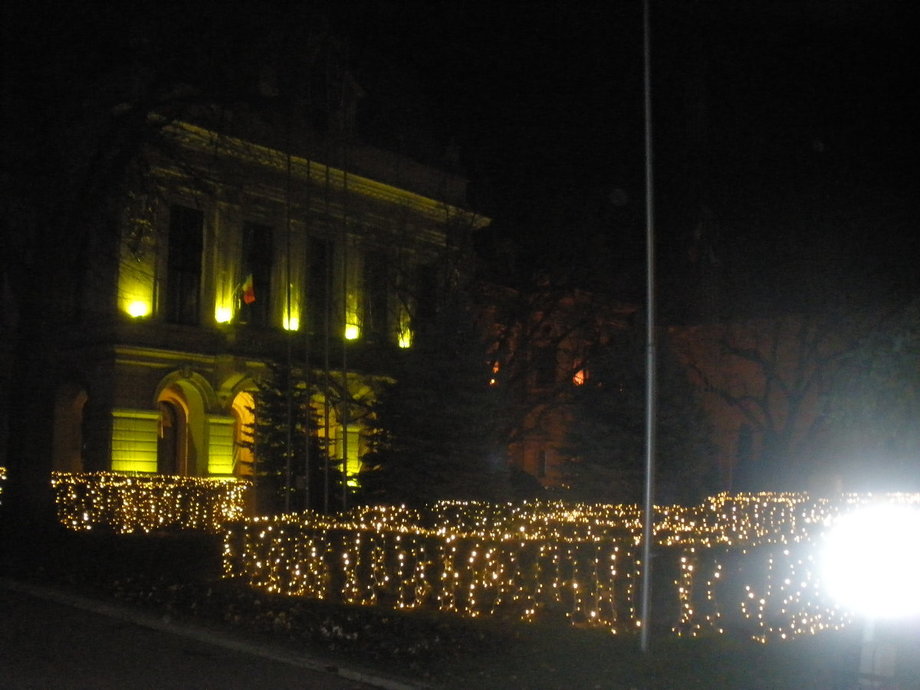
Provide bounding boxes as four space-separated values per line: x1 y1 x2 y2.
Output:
208 416 235 476
119 234 155 318
344 323 360 340
215 306 233 324
127 300 151 318
111 409 159 473
398 312 413 348
282 278 303 332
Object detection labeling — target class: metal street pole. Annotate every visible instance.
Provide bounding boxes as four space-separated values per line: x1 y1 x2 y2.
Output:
639 0 657 654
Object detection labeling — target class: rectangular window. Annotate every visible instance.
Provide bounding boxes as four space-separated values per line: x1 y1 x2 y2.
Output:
165 205 203 325
363 250 389 341
239 222 273 327
307 236 332 335
334 425 362 487
414 263 438 329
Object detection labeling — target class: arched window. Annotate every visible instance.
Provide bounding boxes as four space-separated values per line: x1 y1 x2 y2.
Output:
52 383 88 472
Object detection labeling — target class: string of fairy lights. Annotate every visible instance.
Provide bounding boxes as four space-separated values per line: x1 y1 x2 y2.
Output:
50 471 250 534
222 492 920 641
12 470 920 642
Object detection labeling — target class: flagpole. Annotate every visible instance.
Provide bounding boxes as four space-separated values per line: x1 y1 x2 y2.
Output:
284 145 294 514
639 0 657 654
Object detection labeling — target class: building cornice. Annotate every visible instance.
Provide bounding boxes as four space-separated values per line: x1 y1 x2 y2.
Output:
161 121 490 230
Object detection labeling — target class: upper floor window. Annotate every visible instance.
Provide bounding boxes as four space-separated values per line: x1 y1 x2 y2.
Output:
414 263 438 331
165 205 203 325
307 236 333 336
238 222 273 327
363 250 389 341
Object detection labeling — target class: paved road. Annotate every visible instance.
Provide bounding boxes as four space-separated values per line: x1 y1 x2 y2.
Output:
0 582 415 689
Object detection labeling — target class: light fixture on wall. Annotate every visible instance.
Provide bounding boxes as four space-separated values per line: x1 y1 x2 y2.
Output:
215 306 233 323
127 300 151 318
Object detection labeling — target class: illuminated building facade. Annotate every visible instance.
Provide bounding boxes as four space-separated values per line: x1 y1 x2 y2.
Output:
484 284 637 487
54 118 485 488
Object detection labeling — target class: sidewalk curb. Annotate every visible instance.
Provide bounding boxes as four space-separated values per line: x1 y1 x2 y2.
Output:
0 578 427 690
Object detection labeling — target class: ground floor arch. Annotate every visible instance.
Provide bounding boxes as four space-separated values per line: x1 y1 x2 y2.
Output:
52 382 88 472
154 377 209 476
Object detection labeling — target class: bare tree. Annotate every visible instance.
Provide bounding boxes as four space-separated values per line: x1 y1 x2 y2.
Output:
670 310 882 491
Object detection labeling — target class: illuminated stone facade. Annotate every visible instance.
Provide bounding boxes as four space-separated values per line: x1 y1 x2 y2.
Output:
483 284 637 487
56 119 485 486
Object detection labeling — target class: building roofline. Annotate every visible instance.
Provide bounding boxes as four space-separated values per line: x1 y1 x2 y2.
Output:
162 120 491 230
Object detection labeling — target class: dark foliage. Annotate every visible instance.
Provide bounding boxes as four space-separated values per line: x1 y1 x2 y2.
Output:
360 294 512 507
244 362 344 514
563 325 719 505
821 300 920 491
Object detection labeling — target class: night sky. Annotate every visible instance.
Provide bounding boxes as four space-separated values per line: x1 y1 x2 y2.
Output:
6 1 918 318
334 0 920 316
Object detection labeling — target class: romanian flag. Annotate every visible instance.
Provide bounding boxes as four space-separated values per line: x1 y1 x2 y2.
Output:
242 274 256 304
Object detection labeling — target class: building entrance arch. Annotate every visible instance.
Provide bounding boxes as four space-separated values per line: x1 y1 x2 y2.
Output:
152 369 215 477
52 382 88 472
157 391 189 475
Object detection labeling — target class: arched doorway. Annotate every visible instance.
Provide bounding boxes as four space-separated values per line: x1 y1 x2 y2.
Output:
153 370 214 477
52 383 88 472
157 396 188 475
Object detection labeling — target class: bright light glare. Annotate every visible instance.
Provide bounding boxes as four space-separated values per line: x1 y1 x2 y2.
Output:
127 300 151 318
821 503 920 619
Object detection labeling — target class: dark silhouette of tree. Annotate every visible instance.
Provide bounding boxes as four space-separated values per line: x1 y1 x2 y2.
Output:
361 286 511 507
564 324 718 505
242 362 342 514
820 300 920 491
671 308 895 491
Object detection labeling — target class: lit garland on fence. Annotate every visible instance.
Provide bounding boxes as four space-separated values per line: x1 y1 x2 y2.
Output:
223 492 918 641
20 476 920 641
0 466 6 506
223 508 645 631
51 471 251 534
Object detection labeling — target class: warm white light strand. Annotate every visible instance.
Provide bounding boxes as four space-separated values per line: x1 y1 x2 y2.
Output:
222 492 913 640
36 474 920 641
51 471 250 534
